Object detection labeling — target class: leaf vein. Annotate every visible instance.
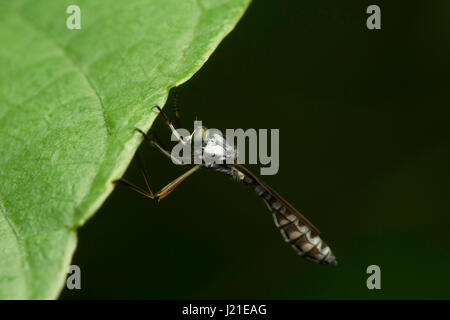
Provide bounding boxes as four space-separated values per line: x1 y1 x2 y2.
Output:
11 8 111 137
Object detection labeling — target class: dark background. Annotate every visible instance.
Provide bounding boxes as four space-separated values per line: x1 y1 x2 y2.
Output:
62 1 450 299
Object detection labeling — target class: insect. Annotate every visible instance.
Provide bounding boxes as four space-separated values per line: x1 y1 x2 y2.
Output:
115 105 337 266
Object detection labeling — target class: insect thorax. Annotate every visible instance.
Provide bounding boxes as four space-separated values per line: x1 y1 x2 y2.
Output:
192 129 237 168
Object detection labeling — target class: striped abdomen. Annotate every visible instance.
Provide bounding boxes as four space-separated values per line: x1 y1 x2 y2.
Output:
232 165 337 265
213 164 337 265
256 185 337 265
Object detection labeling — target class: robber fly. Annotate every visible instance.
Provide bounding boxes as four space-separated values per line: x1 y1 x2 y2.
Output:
115 105 337 265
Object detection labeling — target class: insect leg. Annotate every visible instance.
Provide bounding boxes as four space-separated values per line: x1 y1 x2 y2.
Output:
153 165 200 200
114 178 155 199
174 105 181 129
114 148 156 198
114 165 200 201
172 91 182 129
136 150 154 196
135 128 184 165
153 105 186 145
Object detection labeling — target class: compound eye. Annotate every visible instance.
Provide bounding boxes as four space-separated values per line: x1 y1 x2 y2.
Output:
192 127 205 145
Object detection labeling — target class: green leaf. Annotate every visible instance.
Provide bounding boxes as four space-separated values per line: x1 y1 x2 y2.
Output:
0 0 250 299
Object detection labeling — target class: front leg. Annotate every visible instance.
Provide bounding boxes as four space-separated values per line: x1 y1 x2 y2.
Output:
135 127 184 165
